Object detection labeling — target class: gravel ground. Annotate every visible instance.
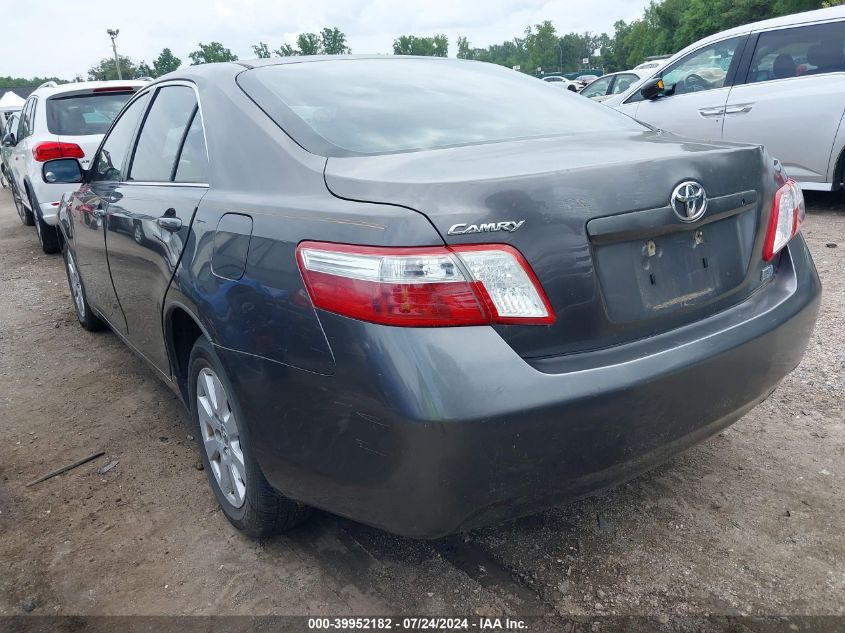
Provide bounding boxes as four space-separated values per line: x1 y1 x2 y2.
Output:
0 188 842 621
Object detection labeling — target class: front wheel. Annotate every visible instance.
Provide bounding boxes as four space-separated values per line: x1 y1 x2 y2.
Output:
62 245 105 331
189 337 310 538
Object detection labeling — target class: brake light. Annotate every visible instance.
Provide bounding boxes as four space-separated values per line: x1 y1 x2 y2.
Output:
296 242 555 327
32 142 84 162
93 87 135 93
763 179 805 261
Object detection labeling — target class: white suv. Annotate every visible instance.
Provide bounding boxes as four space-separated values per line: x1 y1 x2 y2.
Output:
4 80 147 253
610 5 845 192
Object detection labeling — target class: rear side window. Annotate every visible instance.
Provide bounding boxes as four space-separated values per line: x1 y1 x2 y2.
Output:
46 91 135 136
129 86 197 182
747 22 845 83
92 93 150 182
174 110 208 183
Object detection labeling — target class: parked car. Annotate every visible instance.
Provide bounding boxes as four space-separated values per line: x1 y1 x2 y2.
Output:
2 79 148 253
542 75 579 91
579 69 651 102
0 110 20 188
634 56 671 71
574 74 600 89
614 5 845 191
50 57 819 539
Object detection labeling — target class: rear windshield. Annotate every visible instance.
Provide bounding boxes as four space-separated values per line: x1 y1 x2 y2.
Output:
46 91 135 136
238 59 645 156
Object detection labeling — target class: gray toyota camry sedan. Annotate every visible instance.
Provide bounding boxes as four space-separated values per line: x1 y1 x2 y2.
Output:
47 56 820 538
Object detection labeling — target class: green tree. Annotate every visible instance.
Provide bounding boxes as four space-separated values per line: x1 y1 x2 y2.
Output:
392 34 448 57
189 42 238 65
321 27 351 54
457 36 474 60
524 21 559 73
88 55 140 81
297 33 322 55
137 61 154 77
252 42 271 58
152 48 182 76
0 75 67 86
275 43 298 57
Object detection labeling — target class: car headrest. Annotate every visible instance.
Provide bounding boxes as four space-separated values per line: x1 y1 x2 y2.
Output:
772 54 797 79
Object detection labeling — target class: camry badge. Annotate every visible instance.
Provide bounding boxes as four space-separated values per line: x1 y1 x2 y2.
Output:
448 220 525 236
671 181 707 223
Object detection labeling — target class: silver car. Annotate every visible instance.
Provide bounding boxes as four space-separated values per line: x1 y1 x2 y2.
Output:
611 5 845 192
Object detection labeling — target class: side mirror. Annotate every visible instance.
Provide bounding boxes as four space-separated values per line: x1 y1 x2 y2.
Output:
43 158 83 184
2 132 15 147
640 77 665 100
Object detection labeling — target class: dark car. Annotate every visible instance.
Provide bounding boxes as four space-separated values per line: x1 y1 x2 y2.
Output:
48 56 820 539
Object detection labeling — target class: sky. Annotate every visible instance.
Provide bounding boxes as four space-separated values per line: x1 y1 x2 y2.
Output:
4 0 652 79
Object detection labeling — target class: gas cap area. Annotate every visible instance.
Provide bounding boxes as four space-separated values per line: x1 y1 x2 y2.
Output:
212 213 254 280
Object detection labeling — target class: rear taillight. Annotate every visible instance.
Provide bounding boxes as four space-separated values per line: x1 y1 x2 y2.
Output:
32 142 84 162
763 179 805 261
296 242 554 327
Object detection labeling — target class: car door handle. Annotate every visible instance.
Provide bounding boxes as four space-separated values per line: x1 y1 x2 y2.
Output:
157 214 182 231
724 103 753 115
698 107 725 118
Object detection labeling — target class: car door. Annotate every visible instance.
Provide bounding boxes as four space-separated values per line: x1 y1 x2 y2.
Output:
105 83 208 375
70 91 152 333
722 20 845 185
624 36 747 142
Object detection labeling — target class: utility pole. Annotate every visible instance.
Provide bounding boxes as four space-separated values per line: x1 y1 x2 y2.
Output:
107 29 122 80
555 43 563 73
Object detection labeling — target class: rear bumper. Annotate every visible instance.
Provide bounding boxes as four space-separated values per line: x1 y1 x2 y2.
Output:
217 236 820 538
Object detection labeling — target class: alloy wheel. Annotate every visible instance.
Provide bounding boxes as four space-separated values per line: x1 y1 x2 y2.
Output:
196 367 247 508
65 249 86 320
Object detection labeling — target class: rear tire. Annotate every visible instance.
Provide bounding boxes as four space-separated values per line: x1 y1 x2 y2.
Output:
12 181 34 226
62 244 106 332
188 337 310 538
29 189 60 254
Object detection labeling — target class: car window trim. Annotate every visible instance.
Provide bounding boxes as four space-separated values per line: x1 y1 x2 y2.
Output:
733 32 761 85
170 105 210 184
124 81 208 186
89 89 152 184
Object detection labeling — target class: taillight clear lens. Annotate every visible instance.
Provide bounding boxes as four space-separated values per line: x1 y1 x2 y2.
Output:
296 242 554 327
32 142 85 162
764 179 804 261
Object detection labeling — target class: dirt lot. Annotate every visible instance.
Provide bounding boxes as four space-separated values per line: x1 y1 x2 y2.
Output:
0 187 843 620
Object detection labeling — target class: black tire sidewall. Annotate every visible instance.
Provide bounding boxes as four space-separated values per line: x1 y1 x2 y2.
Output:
62 245 103 331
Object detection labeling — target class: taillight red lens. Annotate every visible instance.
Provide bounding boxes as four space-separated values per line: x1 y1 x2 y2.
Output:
32 142 84 162
763 179 805 261
296 242 555 327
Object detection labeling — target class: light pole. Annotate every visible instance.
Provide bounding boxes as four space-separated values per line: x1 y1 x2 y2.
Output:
107 29 122 80
555 43 563 74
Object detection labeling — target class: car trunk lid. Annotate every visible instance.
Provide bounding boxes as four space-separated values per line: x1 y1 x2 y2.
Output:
324 131 775 358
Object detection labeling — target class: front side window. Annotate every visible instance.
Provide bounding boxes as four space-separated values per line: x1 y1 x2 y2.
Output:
612 74 639 94
581 77 612 98
238 59 646 156
747 22 845 83
129 86 197 182
92 93 150 182
17 98 35 139
46 91 135 136
660 36 743 96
